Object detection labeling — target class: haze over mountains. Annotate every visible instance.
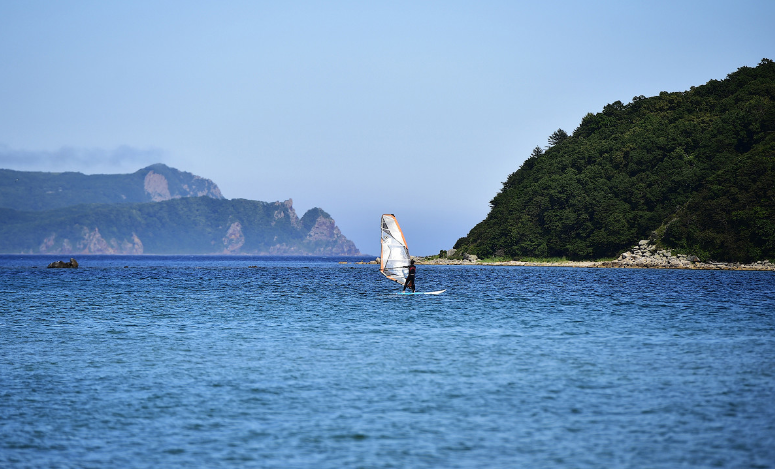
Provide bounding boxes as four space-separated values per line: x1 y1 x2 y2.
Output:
0 164 360 255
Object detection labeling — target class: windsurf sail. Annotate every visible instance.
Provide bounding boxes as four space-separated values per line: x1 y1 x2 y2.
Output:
380 214 410 285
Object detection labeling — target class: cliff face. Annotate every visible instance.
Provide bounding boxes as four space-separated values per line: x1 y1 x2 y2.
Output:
143 171 173 202
139 164 224 201
0 198 361 256
305 216 360 255
38 229 143 255
265 209 360 255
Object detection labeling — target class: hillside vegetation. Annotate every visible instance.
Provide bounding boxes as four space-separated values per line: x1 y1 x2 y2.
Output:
454 59 775 263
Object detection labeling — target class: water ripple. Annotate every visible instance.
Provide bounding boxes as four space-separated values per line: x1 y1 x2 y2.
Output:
1 255 773 468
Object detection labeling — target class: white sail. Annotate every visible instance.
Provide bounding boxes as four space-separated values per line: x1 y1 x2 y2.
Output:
380 214 410 285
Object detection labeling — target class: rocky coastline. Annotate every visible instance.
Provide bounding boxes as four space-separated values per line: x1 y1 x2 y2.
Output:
410 240 774 271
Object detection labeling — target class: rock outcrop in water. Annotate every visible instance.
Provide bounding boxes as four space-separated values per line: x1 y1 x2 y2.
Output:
47 258 79 268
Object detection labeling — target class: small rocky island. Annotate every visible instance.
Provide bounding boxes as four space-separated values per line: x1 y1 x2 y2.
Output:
47 258 79 268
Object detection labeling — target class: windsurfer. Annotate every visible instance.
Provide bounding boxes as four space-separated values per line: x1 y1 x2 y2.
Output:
402 259 416 293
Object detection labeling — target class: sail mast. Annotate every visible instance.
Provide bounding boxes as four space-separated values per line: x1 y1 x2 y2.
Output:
380 214 410 285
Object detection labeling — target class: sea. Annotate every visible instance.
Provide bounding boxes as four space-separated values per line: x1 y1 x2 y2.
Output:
1 255 774 469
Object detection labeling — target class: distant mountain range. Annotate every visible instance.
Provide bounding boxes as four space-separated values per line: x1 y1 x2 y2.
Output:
0 164 360 255
0 163 224 210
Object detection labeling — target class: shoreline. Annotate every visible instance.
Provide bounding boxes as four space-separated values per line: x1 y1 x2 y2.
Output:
407 240 775 272
415 257 775 271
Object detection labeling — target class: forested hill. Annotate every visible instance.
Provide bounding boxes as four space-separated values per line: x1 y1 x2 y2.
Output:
0 163 223 211
454 58 775 263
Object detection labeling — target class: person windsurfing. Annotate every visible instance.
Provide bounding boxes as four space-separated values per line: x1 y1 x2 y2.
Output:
402 259 416 293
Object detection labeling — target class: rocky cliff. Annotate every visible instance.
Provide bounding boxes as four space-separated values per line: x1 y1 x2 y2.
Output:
139 164 223 202
1 197 360 255
264 205 360 256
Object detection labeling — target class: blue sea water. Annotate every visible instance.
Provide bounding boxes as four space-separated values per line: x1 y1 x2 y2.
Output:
1 255 774 468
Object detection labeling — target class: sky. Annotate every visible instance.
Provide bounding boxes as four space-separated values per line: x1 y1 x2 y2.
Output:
1 1 774 256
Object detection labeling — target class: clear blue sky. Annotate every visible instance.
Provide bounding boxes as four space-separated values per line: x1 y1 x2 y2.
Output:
1 1 773 256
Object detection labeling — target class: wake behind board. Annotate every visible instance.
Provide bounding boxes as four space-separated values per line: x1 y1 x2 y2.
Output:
397 289 446 295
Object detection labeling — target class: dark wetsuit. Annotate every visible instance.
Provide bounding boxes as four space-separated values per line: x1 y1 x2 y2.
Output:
403 264 416 292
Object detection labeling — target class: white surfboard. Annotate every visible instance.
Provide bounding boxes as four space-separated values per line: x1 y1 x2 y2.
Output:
397 289 446 295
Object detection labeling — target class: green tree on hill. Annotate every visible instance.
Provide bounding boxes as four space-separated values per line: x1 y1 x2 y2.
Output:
547 129 569 147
